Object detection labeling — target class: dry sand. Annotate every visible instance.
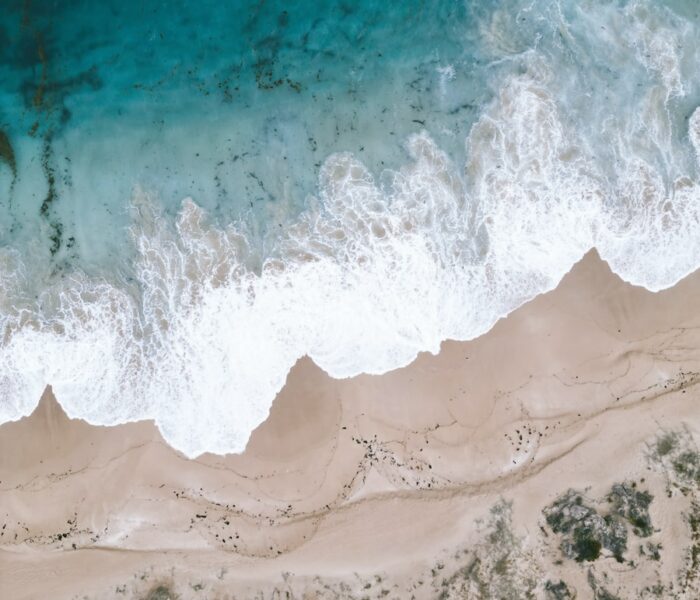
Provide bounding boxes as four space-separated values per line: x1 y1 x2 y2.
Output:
1 251 700 599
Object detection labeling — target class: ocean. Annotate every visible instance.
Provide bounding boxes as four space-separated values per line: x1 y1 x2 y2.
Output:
1 0 699 456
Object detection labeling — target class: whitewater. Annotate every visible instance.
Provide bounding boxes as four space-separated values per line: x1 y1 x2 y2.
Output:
1 0 700 456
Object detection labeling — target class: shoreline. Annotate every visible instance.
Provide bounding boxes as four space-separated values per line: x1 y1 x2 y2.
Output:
2 250 700 599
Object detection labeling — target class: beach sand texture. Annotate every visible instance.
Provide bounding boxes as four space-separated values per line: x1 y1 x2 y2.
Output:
2 251 700 599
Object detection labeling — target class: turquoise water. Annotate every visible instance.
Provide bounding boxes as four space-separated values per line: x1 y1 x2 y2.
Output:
1 0 700 456
0 0 486 271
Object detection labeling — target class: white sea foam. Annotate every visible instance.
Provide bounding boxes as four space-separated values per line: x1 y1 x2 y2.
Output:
1 0 700 457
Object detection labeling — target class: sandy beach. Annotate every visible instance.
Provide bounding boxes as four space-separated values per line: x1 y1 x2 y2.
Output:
2 250 700 599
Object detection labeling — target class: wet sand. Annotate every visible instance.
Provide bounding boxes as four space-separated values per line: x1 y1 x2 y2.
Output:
2 251 700 599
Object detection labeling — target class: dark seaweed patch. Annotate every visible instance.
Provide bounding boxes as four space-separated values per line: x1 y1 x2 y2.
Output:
0 129 17 183
39 137 55 216
22 65 102 114
17 22 101 137
38 136 63 256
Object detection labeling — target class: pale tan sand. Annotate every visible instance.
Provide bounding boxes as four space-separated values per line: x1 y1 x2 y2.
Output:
1 251 700 599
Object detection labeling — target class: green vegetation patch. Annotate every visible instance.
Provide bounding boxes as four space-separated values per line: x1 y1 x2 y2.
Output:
673 450 700 484
649 428 700 491
639 541 662 561
655 431 679 458
587 571 621 600
682 501 700 590
435 500 539 600
544 490 627 563
144 586 176 600
608 482 654 537
544 579 575 599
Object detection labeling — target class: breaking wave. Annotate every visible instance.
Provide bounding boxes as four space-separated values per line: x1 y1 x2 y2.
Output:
1 0 700 456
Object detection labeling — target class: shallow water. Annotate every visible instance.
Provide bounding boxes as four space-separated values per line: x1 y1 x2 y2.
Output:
0 0 485 270
1 0 700 456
